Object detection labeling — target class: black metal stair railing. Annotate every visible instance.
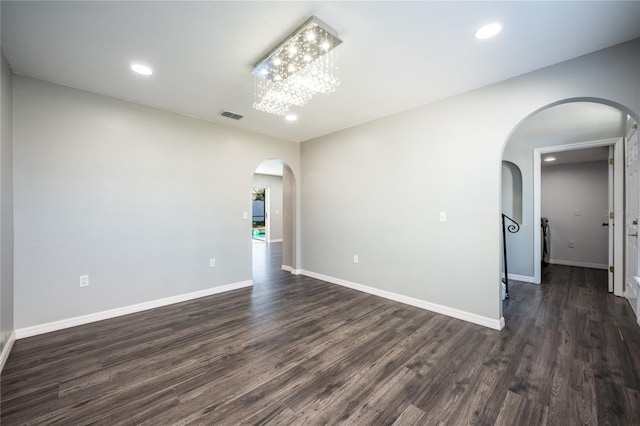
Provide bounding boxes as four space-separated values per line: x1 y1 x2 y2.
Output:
502 213 520 299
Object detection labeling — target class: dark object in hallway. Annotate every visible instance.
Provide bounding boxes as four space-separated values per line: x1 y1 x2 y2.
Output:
542 217 550 264
2 245 639 424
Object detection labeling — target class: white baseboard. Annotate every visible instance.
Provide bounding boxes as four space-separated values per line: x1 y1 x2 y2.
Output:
269 239 283 243
501 273 536 284
0 331 15 373
281 265 301 275
299 270 504 330
15 280 253 339
549 259 607 270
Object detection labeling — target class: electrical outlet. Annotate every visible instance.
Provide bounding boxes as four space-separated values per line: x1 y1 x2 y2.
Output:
439 211 447 222
79 275 89 287
569 241 575 248
353 255 359 264
210 258 216 268
575 209 582 216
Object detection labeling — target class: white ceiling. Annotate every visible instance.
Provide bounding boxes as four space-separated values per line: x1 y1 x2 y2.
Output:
3 1 640 142
541 147 610 167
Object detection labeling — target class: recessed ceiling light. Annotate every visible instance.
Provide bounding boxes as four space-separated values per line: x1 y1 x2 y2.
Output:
474 22 502 40
285 114 298 122
544 157 556 162
130 63 153 76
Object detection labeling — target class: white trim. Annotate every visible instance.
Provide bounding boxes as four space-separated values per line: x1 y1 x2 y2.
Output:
534 137 623 293
299 270 504 330
15 280 253 339
0 331 16 373
281 265 301 275
269 239 283 243
534 151 542 284
549 259 608 270
501 273 537 284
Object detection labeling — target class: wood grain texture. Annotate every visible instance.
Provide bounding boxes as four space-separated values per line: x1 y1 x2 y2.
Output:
2 244 640 424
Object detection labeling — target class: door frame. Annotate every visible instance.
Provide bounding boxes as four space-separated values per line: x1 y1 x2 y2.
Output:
264 187 271 242
533 137 624 295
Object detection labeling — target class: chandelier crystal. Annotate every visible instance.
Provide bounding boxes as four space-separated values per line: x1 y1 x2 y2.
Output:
252 17 342 116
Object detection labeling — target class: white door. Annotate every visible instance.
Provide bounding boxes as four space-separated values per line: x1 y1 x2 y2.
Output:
614 137 625 296
604 140 625 295
625 126 639 312
609 146 615 292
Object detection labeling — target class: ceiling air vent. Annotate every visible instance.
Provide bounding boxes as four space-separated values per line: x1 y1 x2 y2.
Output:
219 110 244 120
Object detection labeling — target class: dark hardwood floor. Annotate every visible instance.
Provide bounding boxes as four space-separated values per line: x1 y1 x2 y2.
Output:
2 245 640 425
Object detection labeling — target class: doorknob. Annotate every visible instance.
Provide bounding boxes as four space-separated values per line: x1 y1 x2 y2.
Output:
602 223 609 227
629 233 638 237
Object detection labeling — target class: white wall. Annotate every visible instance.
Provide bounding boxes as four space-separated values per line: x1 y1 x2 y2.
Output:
13 76 300 329
252 173 283 242
0 50 14 356
542 161 608 268
301 40 640 326
282 166 296 269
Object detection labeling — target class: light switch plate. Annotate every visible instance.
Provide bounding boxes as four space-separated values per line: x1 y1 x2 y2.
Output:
439 211 447 222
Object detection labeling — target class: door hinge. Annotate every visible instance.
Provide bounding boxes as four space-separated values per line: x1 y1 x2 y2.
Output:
609 158 614 165
610 211 615 219
610 266 614 273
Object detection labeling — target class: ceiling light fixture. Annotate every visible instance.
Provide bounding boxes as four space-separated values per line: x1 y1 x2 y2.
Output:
252 16 342 116
474 22 502 40
544 157 557 162
285 114 298 122
130 63 153 76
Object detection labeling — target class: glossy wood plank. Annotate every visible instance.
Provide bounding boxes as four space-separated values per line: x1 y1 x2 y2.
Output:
2 244 640 425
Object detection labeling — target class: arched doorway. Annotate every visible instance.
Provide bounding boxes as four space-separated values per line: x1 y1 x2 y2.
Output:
500 100 638 310
251 158 297 283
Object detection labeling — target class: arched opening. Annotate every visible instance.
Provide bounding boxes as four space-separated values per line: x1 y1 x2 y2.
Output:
251 158 297 284
500 99 638 315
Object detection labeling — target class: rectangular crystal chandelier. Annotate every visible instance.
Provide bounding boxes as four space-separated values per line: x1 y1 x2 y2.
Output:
252 16 342 116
